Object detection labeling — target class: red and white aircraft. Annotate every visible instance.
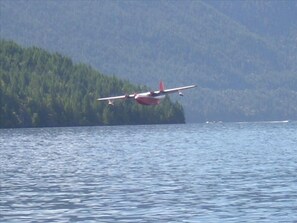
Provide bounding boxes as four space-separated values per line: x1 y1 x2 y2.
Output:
97 81 196 105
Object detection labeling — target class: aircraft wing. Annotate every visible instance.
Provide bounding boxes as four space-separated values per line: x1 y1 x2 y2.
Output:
97 94 135 101
97 95 126 101
156 85 197 94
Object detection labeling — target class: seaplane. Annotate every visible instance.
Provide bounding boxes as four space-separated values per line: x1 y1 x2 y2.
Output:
97 81 196 105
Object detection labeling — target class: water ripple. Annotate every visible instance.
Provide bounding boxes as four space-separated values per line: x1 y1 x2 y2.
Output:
1 123 297 222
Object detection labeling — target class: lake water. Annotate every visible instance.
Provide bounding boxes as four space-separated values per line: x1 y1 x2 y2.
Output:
1 122 297 222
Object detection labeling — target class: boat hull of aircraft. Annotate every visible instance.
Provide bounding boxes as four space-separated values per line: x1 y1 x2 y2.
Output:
135 94 165 105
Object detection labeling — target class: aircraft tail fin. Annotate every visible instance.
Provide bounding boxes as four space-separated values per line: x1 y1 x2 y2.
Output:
159 81 165 92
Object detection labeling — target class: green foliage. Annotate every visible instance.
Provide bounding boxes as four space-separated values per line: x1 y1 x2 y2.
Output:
0 40 185 128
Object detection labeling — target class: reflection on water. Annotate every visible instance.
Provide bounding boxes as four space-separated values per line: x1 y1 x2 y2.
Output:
1 123 297 222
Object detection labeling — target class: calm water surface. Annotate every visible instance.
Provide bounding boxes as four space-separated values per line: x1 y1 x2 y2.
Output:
1 122 297 222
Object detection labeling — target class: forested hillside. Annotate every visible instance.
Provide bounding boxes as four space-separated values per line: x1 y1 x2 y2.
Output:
0 40 185 128
1 0 297 122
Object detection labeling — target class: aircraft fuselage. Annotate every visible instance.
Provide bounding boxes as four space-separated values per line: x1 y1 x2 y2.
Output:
135 93 165 105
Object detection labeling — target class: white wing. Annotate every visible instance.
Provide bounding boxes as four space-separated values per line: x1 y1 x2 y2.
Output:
97 95 126 101
153 85 197 95
163 85 197 93
97 94 135 101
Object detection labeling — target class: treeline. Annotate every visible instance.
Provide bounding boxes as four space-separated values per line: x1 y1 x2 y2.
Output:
0 40 185 128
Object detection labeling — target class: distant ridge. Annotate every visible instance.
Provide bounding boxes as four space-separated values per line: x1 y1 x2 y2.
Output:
1 0 296 122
